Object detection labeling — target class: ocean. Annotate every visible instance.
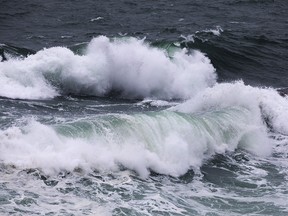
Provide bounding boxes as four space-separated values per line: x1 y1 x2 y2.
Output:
0 0 288 215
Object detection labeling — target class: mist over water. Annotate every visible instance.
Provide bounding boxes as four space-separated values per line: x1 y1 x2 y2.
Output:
1 0 288 215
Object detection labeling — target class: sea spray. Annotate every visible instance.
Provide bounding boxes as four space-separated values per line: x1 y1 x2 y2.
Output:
0 36 216 100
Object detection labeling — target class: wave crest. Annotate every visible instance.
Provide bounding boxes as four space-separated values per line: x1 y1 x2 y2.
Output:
0 36 216 100
0 108 270 178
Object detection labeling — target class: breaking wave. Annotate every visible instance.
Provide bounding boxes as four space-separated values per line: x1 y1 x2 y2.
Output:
0 36 216 100
0 105 271 178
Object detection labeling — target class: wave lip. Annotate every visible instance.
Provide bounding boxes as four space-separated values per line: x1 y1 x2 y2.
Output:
0 36 216 100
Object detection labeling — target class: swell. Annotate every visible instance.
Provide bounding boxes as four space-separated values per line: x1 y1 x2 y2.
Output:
179 31 288 87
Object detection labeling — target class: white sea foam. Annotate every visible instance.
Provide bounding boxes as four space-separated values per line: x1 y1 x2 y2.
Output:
207 26 223 36
1 81 288 179
181 26 223 44
137 99 180 107
196 26 223 36
1 37 288 180
0 36 216 100
180 34 195 43
90 17 104 22
0 105 271 178
173 81 288 154
61 35 73 39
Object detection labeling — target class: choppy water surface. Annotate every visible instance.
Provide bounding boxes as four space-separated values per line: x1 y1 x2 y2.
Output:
1 0 288 215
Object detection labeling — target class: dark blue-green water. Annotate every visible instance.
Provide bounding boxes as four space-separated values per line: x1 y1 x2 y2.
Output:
0 0 288 215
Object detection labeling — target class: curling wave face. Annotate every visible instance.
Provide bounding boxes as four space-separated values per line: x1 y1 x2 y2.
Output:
0 36 216 100
0 105 271 178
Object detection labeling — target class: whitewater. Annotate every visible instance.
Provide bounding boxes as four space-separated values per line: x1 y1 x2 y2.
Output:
1 36 288 215
0 36 215 100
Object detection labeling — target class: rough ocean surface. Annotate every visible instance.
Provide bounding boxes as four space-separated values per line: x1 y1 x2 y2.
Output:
0 0 288 215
